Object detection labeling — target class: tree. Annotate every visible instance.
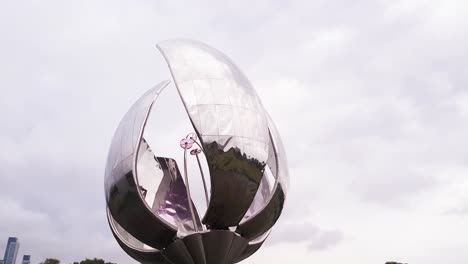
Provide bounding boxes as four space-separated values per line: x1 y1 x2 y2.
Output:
40 259 60 264
79 258 115 264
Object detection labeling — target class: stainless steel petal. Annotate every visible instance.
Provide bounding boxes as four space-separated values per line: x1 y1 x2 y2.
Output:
266 113 290 192
234 230 269 263
236 185 286 241
104 81 178 249
106 208 172 264
236 115 289 241
157 39 270 228
234 240 266 263
241 135 277 222
151 156 203 235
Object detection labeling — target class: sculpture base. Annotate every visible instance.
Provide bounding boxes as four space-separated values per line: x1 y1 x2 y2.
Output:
162 230 248 264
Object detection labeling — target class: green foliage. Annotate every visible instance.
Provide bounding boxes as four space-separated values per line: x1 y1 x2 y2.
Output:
40 259 60 264
40 258 116 264
79 258 115 264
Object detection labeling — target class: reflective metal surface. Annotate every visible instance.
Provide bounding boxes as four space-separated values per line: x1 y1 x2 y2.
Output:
162 231 248 264
105 39 289 263
234 239 266 263
107 209 171 264
157 39 270 228
105 81 178 250
152 155 203 234
235 230 270 263
236 115 289 241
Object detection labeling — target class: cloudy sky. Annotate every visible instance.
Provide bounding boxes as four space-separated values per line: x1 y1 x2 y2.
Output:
1 0 468 263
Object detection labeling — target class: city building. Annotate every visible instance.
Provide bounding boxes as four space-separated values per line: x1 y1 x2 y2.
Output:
21 256 30 264
2 238 20 264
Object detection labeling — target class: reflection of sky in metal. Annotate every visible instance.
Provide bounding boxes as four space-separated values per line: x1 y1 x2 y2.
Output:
158 40 286 229
157 39 270 162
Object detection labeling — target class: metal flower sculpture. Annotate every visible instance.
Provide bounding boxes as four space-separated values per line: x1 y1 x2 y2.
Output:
104 39 289 264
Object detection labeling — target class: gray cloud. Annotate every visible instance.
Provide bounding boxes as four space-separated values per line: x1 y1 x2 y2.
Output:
443 203 468 215
1 1 468 264
267 221 344 252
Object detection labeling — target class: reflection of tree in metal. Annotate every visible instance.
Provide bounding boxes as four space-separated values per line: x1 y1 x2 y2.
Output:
104 39 289 264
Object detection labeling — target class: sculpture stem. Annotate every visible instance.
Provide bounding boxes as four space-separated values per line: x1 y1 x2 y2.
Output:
183 149 198 231
195 154 210 207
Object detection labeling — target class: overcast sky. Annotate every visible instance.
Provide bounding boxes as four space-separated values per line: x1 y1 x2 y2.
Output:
1 0 468 263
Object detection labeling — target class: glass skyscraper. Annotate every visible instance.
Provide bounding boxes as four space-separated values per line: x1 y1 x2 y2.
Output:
3 238 20 264
21 255 30 264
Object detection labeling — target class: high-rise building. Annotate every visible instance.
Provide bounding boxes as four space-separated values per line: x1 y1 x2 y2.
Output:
2 238 20 264
21 256 30 264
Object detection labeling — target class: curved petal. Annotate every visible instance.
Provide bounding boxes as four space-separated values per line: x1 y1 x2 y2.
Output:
234 231 270 263
106 208 171 264
236 114 289 241
104 80 178 249
157 39 270 228
144 153 203 235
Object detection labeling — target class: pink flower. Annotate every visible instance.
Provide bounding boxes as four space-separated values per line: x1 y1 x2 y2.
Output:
179 138 194 149
186 132 197 140
190 148 202 155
